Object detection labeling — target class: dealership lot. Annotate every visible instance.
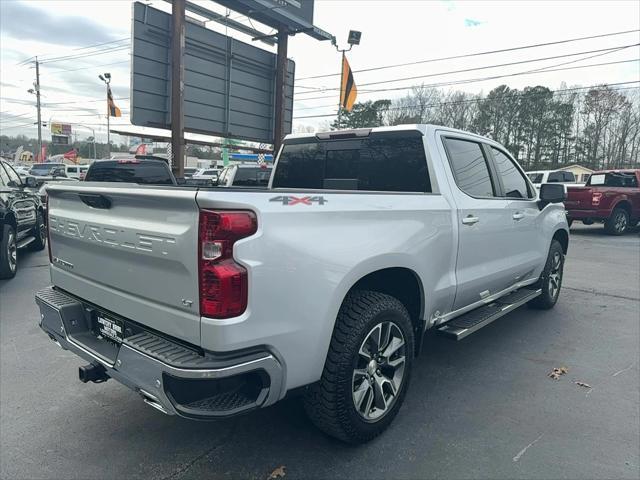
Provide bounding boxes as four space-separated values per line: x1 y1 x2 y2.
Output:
1 225 638 480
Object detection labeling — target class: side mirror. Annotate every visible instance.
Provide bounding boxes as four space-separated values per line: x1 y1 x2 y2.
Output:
24 176 37 188
539 183 566 204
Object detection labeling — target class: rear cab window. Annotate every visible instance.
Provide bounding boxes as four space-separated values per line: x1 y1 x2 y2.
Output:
587 172 639 188
85 160 174 185
272 131 431 192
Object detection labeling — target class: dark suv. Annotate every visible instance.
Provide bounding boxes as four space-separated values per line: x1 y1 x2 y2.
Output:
0 160 46 279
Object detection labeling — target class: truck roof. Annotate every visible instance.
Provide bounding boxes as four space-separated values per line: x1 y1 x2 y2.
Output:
283 124 494 144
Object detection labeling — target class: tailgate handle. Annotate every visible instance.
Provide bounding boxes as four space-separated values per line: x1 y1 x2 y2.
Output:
79 194 111 209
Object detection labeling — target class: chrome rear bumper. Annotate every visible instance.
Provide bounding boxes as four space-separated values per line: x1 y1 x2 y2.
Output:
35 286 284 418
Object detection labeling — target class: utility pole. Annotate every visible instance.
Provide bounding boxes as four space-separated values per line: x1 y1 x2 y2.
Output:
170 0 186 177
273 29 289 154
35 57 42 162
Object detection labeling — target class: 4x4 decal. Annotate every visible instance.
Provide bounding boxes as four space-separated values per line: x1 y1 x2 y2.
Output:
269 195 327 206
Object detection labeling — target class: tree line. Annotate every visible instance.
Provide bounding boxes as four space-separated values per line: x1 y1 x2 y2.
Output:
330 83 640 170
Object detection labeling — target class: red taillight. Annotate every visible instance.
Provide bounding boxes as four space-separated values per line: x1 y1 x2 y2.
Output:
592 192 603 206
117 159 140 164
198 210 257 318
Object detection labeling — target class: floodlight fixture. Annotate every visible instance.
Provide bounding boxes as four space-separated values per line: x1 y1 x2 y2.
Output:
347 30 361 46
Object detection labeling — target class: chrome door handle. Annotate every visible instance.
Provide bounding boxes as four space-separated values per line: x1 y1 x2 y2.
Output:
512 212 525 220
462 215 479 225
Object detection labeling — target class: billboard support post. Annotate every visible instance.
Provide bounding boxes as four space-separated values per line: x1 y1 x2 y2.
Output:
171 0 186 177
274 29 289 154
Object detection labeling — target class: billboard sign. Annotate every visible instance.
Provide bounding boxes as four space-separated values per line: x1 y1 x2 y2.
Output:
51 135 69 145
50 123 72 136
130 2 295 145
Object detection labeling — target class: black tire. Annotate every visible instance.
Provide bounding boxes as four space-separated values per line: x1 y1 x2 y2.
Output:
0 224 18 279
528 239 564 310
604 208 629 235
304 290 414 444
29 210 46 251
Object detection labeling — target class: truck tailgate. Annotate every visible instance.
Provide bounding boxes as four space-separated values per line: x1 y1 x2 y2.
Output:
565 185 593 209
46 183 201 346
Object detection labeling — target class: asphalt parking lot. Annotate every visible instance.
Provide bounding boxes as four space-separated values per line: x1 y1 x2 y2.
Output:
1 224 638 480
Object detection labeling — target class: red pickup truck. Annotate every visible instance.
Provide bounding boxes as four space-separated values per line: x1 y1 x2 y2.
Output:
565 169 640 235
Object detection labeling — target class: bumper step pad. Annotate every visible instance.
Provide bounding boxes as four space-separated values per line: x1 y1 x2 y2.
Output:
437 288 541 340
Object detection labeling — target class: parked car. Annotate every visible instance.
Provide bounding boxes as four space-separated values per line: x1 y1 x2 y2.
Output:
29 162 66 177
183 167 199 178
12 165 32 177
65 164 89 180
84 157 176 185
526 170 579 190
0 160 46 279
192 168 219 184
216 164 272 187
36 125 568 443
565 169 640 235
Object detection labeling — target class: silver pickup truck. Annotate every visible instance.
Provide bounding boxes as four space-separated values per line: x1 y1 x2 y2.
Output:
36 125 569 443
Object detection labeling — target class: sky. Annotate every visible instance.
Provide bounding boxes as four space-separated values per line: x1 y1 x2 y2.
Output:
1 0 639 146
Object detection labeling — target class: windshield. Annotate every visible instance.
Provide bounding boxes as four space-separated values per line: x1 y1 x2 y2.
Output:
233 167 272 187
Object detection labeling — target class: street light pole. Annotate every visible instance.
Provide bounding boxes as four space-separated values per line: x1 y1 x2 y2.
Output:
98 73 112 158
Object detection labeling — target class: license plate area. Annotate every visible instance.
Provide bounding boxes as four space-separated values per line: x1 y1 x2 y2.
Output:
95 314 124 344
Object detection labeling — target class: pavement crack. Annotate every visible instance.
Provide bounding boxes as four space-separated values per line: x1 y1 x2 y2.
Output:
612 362 636 377
513 433 544 462
160 420 238 480
563 286 640 302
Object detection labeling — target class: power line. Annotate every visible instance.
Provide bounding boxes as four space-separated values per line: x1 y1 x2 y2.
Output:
294 58 640 102
42 60 130 75
296 28 640 81
292 82 640 120
295 43 639 95
39 45 130 65
16 38 130 66
43 97 129 106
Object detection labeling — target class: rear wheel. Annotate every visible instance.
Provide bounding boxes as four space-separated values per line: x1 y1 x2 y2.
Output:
0 225 18 279
528 240 564 310
304 290 414 443
604 208 629 235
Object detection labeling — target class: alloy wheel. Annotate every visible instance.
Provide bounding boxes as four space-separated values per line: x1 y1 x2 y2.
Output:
352 321 406 422
614 212 627 233
548 251 563 299
7 231 17 273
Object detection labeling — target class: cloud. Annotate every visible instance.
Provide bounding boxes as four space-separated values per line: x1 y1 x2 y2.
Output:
0 1 119 47
464 18 485 27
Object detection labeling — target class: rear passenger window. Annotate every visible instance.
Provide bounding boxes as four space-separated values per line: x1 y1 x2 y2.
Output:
444 138 494 197
491 147 532 199
547 172 563 182
272 134 430 192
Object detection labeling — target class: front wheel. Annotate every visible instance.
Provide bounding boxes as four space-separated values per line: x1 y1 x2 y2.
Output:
0 225 18 279
304 290 414 443
604 208 629 235
528 239 564 310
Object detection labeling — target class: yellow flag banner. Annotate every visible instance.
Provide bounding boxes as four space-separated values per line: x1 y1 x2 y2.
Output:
107 86 122 117
340 55 357 112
